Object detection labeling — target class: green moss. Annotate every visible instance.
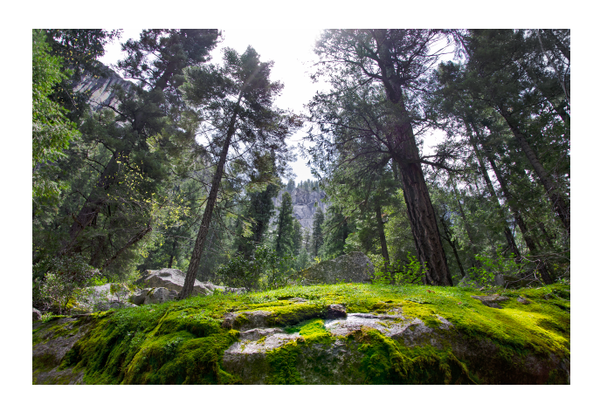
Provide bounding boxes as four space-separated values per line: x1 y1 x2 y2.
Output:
353 327 475 384
265 340 305 384
35 282 570 384
261 302 327 327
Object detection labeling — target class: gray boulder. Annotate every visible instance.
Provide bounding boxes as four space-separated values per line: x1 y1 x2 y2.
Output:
136 268 246 297
135 268 212 296
299 251 374 285
130 289 150 305
144 287 178 305
75 283 135 313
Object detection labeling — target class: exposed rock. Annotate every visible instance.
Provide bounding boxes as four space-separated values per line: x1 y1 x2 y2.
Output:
470 294 510 309
73 65 132 110
130 289 150 305
517 296 531 304
135 268 245 297
76 283 135 313
32 317 91 384
33 308 42 322
299 251 374 285
144 287 179 305
222 310 272 331
272 188 328 231
326 304 347 319
136 268 211 296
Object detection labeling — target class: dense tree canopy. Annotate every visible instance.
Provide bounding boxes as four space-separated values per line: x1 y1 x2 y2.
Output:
32 28 569 310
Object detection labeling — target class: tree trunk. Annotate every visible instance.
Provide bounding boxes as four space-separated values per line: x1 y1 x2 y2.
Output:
180 102 240 300
168 238 178 268
102 226 153 270
501 111 570 235
449 177 481 269
389 110 452 285
375 203 390 271
467 122 521 259
438 209 467 278
483 142 554 284
371 29 452 286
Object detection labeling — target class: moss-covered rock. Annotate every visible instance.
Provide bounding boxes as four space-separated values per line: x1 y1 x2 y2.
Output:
298 252 374 285
32 283 570 384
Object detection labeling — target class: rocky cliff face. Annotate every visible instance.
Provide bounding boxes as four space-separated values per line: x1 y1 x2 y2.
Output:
273 187 328 232
73 65 132 109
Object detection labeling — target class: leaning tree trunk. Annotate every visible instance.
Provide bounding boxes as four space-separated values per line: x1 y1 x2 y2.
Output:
179 104 240 300
501 111 570 236
483 140 554 285
385 98 452 285
467 122 521 259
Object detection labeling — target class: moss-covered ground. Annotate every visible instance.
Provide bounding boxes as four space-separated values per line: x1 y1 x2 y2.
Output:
33 283 570 384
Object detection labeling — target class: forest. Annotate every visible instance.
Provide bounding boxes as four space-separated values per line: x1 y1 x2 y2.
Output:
32 29 570 313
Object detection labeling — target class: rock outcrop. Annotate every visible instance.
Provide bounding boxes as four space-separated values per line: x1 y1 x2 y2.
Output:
32 283 571 385
273 187 328 231
135 268 245 298
299 251 375 285
73 65 132 110
76 283 137 313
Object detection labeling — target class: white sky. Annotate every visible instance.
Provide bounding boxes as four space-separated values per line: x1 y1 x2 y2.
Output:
100 28 325 182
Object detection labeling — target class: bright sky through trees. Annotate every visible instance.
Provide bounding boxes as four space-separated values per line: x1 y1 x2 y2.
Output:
100 28 326 182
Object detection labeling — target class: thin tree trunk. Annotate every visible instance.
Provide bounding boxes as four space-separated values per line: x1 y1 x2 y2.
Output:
168 238 178 268
449 176 480 268
438 209 467 278
483 143 554 284
466 122 521 258
102 226 153 270
180 101 241 300
375 203 390 271
501 111 570 235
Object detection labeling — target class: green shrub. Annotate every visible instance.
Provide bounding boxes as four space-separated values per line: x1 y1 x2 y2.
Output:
467 251 522 286
33 254 102 314
372 252 426 285
215 245 296 291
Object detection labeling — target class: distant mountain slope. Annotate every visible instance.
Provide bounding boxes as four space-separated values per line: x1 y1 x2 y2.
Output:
273 187 328 232
73 64 132 109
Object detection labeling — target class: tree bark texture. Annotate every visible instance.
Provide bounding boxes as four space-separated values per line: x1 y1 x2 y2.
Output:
385 102 452 285
369 30 452 285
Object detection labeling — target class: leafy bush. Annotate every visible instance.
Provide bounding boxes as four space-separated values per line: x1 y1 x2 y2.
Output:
372 252 426 285
467 251 522 286
33 254 102 314
215 245 296 291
